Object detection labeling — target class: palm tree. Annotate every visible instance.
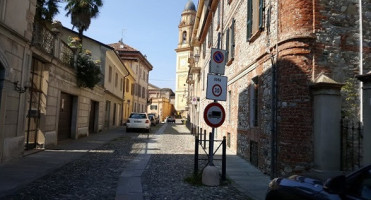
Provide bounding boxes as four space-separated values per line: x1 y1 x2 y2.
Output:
35 0 60 22
64 0 103 42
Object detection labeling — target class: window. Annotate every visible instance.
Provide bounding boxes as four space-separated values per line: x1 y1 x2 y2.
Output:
247 0 264 41
142 86 145 98
208 22 213 48
109 66 112 82
226 19 235 61
120 78 123 91
143 71 145 81
126 79 129 92
131 83 134 95
182 31 187 44
150 105 157 110
250 76 259 127
228 91 232 123
115 73 118 87
138 85 141 97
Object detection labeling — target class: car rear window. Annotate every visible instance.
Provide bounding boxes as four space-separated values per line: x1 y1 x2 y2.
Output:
129 114 147 119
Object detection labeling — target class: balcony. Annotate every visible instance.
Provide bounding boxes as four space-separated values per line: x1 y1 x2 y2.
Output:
32 22 74 66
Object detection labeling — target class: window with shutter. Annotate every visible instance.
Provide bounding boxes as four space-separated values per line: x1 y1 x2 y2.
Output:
247 0 253 40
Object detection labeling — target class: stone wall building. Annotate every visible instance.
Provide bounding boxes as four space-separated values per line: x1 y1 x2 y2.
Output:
187 0 371 177
0 0 36 163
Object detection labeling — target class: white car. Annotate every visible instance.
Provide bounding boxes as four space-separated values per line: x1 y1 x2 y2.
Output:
126 113 151 133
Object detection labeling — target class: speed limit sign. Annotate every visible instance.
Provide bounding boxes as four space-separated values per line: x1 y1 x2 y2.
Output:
206 74 227 101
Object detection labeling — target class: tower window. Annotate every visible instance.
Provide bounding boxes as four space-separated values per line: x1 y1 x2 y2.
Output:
182 31 187 44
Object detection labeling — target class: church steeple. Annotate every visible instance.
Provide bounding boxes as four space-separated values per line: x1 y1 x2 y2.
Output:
177 1 196 48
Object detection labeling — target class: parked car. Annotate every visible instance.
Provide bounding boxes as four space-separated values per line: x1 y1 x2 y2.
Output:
126 113 151 133
166 116 175 123
148 113 159 125
265 164 371 200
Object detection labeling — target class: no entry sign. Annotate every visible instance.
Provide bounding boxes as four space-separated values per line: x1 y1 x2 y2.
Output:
203 102 226 128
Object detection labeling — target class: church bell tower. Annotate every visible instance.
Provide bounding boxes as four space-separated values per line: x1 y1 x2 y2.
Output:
175 0 196 117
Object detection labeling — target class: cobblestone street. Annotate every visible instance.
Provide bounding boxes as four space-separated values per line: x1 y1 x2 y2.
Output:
2 124 250 200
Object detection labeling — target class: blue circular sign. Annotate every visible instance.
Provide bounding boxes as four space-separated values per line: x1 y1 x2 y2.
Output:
213 51 224 63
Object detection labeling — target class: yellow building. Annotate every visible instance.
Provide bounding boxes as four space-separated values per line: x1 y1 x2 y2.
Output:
147 84 175 122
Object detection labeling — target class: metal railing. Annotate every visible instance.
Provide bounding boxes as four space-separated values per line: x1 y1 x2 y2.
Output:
341 119 363 172
194 127 227 181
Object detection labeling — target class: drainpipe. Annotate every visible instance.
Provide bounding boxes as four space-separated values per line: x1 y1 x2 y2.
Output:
359 0 363 122
271 0 280 179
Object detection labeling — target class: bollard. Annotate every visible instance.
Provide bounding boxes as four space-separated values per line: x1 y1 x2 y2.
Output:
194 135 199 175
222 136 226 181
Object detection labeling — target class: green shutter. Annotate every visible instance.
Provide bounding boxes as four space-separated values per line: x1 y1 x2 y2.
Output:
247 0 253 40
231 19 235 58
226 29 230 60
259 0 264 29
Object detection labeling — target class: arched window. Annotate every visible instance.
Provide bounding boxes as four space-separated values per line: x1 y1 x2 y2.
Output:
182 31 187 44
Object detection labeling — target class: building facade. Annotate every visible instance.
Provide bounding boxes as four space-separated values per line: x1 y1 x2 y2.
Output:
110 42 153 114
0 0 36 163
147 83 175 122
186 0 371 177
175 1 197 118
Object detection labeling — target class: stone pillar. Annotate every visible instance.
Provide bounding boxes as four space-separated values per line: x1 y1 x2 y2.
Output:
357 72 371 166
311 74 343 171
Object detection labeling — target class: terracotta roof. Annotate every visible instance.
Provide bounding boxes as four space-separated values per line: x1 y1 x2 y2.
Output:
108 41 138 52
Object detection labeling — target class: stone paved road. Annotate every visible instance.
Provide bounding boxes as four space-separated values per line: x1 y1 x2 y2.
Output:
2 130 152 200
142 124 250 200
2 124 250 200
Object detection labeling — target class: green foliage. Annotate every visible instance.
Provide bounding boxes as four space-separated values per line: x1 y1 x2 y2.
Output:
35 0 61 22
73 53 102 89
184 172 203 186
341 78 359 119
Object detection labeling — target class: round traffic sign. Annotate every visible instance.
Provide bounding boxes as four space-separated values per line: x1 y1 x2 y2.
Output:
212 84 222 97
203 102 225 128
213 51 224 64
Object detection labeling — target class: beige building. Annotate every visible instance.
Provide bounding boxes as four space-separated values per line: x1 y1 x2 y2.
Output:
104 50 129 128
147 84 175 122
174 1 196 118
0 0 36 163
110 41 153 114
122 64 136 123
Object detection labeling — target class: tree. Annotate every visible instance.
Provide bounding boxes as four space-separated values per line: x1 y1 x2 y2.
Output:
64 0 103 42
35 0 60 22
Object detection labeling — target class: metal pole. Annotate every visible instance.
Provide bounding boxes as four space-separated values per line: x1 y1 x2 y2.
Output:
194 135 199 175
203 130 206 149
209 131 214 165
222 136 226 180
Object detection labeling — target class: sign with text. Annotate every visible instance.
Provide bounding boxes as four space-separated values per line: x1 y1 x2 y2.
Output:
209 48 227 75
206 74 227 101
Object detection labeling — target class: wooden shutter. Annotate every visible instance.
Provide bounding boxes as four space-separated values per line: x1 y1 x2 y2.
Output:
247 0 253 40
231 19 235 58
259 0 264 29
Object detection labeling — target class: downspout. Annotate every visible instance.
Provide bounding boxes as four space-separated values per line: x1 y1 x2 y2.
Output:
359 0 363 122
271 0 279 179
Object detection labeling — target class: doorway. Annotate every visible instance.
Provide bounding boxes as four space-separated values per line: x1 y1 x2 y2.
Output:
89 100 98 134
58 92 73 140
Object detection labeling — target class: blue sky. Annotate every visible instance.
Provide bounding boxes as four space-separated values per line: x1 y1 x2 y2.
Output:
54 0 196 91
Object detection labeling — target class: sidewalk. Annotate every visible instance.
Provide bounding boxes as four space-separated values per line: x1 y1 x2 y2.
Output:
0 127 124 198
0 125 271 200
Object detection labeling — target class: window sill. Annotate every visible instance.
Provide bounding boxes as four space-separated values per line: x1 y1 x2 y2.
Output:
248 29 263 43
226 58 234 66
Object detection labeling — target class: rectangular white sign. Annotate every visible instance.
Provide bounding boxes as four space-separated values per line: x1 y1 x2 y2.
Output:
209 48 227 75
206 74 227 101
